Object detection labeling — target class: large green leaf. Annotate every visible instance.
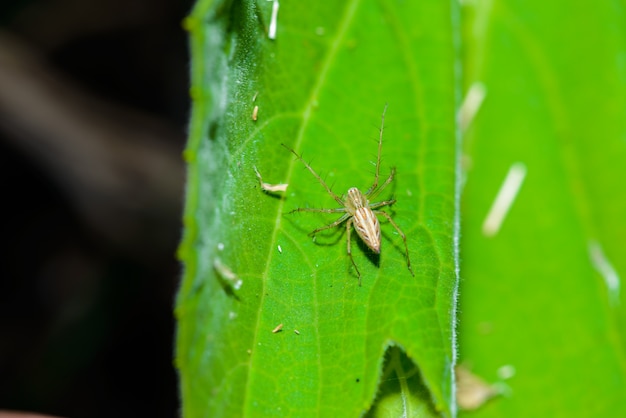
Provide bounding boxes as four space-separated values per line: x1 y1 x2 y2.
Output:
459 0 626 416
176 0 460 416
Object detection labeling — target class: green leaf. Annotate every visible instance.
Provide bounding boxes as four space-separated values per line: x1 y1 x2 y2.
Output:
459 0 626 416
366 347 444 418
176 0 460 417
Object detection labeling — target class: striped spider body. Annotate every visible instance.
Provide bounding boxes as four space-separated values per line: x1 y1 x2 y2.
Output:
346 188 381 254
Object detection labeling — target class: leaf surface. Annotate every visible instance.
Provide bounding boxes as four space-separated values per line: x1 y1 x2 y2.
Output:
177 1 460 416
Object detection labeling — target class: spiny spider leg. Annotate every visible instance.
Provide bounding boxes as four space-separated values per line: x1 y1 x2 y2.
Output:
289 207 347 214
365 103 388 196
345 218 361 285
368 199 396 210
367 167 396 201
282 144 344 206
374 210 414 276
308 213 351 236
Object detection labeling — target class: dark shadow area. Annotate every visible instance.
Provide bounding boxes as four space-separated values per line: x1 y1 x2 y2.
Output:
357 238 381 269
364 345 439 417
0 0 192 416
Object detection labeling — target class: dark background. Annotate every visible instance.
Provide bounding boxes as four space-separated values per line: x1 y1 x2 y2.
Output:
0 0 192 416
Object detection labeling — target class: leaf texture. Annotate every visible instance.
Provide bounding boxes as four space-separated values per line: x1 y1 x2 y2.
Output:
177 1 461 416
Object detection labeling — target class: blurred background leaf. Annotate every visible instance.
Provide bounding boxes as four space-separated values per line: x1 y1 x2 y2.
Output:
458 0 626 416
177 0 459 416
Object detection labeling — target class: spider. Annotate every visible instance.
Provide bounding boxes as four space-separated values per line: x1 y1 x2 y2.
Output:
282 105 414 285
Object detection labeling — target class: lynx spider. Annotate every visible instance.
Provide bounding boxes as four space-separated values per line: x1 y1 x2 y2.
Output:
283 105 414 285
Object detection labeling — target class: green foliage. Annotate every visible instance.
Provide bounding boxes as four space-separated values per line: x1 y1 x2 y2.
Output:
177 0 626 416
177 0 459 417
459 0 626 416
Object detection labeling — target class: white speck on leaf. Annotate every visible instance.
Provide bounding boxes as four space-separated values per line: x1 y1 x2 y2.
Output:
252 105 259 121
254 166 288 192
214 258 242 290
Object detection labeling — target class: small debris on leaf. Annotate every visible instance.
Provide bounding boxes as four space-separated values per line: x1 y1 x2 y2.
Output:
456 365 502 411
254 166 288 192
214 258 242 290
252 105 259 121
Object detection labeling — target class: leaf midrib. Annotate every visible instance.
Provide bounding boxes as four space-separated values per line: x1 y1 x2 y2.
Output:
243 0 362 411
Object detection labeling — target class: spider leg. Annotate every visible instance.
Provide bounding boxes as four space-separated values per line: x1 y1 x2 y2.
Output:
346 218 361 285
374 210 414 276
368 199 396 210
289 207 347 214
365 104 388 196
367 167 396 200
282 144 345 206
308 213 351 236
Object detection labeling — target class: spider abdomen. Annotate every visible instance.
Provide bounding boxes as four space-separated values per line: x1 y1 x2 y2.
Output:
353 207 381 254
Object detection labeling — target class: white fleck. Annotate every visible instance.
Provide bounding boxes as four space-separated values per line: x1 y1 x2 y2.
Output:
252 91 259 102
254 166 288 192
497 364 516 380
268 0 279 40
252 105 259 121
459 82 487 132
406 189 413 197
214 258 243 290
228 311 237 320
278 245 283 253
217 242 224 251
482 162 527 237
272 323 283 333
589 241 621 307
294 329 300 335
